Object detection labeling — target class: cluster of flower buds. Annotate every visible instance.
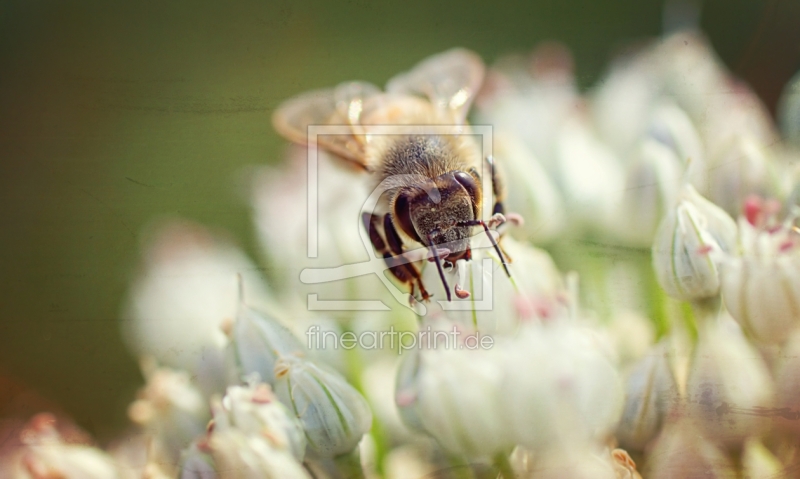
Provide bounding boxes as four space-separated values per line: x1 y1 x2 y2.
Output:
115 218 374 477
476 31 790 248
178 383 310 479
10 27 797 479
395 320 628 474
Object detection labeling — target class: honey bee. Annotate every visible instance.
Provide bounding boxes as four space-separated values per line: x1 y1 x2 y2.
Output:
272 49 511 302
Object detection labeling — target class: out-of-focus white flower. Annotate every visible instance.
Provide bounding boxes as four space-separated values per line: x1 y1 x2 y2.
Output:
644 421 736 479
412 347 509 460
700 80 779 162
742 439 784 479
122 220 273 385
178 443 218 479
252 147 401 318
610 139 684 247
0 413 122 479
590 49 661 156
720 204 800 343
652 185 737 300
512 445 632 479
615 342 679 451
705 136 782 218
493 132 566 243
206 426 310 479
360 358 417 444
647 101 705 179
502 324 624 451
475 43 580 169
127 363 210 463
684 317 775 447
554 114 625 235
224 303 304 385
397 322 622 458
220 383 306 461
272 356 372 458
383 446 437 479
656 32 732 124
419 237 567 332
602 311 655 368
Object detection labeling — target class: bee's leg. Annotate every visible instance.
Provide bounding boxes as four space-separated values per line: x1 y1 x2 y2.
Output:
478 157 516 263
382 214 431 301
361 213 429 301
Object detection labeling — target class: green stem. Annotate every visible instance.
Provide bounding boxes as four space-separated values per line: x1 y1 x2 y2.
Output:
687 295 721 342
494 452 516 479
639 253 671 339
341 323 388 478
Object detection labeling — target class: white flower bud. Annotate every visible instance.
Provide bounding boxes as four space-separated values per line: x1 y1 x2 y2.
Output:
127 364 210 463
555 115 625 234
524 448 617 479
225 304 304 385
502 324 624 451
413 347 509 460
221 383 306 460
207 428 310 479
615 343 679 451
589 48 660 156
272 356 372 457
652 185 737 300
475 45 579 169
610 139 683 247
420 237 567 332
706 136 782 218
721 214 800 343
493 132 566 243
685 317 775 446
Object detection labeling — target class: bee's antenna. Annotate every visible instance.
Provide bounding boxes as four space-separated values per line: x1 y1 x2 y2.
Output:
456 220 511 278
426 231 452 302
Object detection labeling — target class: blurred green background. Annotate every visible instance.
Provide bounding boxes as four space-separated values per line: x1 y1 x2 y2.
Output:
0 0 798 441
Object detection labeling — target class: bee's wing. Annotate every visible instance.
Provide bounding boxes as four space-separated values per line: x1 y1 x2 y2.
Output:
272 81 382 170
385 48 485 123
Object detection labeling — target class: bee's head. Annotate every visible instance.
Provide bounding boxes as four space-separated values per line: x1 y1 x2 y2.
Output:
392 170 481 261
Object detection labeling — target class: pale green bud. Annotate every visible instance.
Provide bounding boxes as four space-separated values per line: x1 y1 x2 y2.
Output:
225 304 304 385
652 185 737 300
273 356 372 458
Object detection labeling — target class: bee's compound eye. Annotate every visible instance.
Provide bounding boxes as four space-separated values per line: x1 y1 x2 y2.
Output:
453 170 480 204
393 189 423 244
